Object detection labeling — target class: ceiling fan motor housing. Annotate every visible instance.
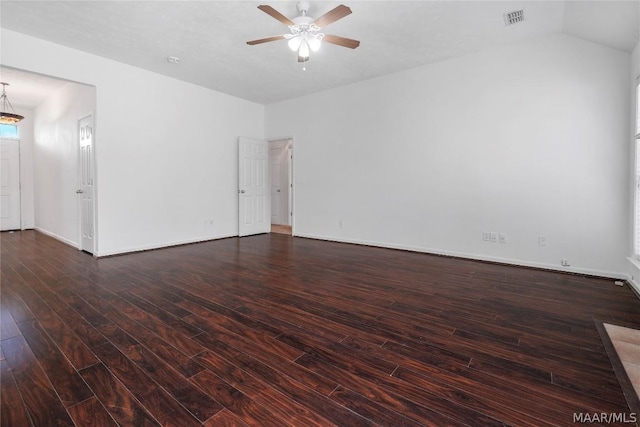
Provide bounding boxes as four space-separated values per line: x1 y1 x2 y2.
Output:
297 1 311 15
292 16 314 29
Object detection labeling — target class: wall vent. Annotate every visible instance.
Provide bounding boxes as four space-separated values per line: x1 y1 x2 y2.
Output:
504 9 524 26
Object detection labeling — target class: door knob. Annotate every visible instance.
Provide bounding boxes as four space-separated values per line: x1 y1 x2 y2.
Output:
277 189 281 193
76 189 84 194
239 190 245 194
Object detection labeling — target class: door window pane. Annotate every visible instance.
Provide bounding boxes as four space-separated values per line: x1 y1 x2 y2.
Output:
0 124 18 138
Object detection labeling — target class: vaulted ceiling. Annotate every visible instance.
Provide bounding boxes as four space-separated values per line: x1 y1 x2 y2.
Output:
1 1 638 106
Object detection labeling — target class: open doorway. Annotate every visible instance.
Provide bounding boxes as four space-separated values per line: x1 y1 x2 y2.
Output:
269 138 293 236
0 66 97 252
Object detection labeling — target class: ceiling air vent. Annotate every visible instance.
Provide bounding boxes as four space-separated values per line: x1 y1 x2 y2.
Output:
504 9 524 26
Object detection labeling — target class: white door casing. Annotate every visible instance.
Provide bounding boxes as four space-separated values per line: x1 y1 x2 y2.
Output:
0 139 21 231
238 137 270 237
78 114 95 253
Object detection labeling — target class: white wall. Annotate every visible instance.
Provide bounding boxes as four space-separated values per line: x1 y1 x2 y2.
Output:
267 34 630 277
2 29 264 256
33 82 95 246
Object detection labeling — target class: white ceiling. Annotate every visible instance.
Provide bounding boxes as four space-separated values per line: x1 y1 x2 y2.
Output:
1 1 638 106
0 66 70 109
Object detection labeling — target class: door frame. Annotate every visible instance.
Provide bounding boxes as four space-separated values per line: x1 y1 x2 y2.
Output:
77 112 97 254
268 137 295 236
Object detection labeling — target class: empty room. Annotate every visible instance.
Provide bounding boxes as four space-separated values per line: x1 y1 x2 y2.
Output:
1 0 640 425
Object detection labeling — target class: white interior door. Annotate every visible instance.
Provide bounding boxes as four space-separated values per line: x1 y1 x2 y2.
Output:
78 114 95 253
0 139 21 231
238 137 270 237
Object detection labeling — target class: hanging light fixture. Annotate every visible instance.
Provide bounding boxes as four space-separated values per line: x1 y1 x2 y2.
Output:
286 29 323 62
0 83 24 125
247 2 360 66
283 1 324 63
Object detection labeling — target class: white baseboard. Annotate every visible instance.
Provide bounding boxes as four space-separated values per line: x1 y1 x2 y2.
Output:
94 233 237 257
34 227 79 249
31 226 629 284
295 232 627 280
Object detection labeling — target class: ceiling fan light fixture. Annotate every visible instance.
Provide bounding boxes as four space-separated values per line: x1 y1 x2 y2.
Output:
0 83 24 125
288 36 302 51
298 41 310 59
308 36 321 52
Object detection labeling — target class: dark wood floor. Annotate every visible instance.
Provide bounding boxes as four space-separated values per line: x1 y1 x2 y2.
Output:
1 230 639 426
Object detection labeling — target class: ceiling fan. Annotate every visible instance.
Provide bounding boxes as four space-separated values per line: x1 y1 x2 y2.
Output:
247 1 360 64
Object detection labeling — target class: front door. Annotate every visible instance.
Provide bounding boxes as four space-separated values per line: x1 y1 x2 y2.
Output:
238 137 270 237
0 139 21 231
78 114 95 253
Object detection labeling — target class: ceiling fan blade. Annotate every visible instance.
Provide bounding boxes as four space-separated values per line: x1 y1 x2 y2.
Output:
313 4 352 29
246 35 286 45
323 34 360 49
257 5 295 26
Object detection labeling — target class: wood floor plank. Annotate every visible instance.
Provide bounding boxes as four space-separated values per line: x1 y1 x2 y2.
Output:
15 318 94 407
91 341 201 425
106 296 206 357
0 285 35 323
203 409 252 427
329 386 430 427
194 350 337 427
97 322 224 422
2 230 638 426
29 288 107 349
0 360 32 427
191 369 289 427
197 337 374 427
1 335 75 426
104 308 205 378
79 362 160 426
193 329 334 396
361 335 625 416
67 397 118 427
182 309 303 362
296 355 470 426
13 285 99 370
0 297 21 340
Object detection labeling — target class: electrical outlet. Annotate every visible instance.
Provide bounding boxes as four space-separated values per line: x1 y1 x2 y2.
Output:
482 232 491 241
561 259 570 267
499 233 507 243
538 236 546 246
490 232 498 243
